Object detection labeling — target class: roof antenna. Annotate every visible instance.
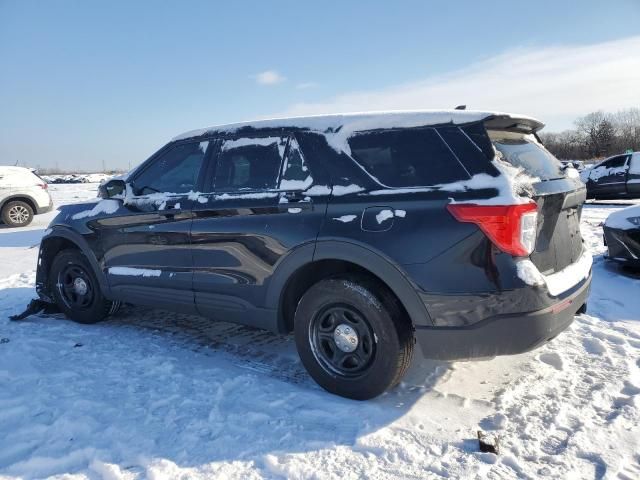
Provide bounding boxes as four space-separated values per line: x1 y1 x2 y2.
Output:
455 105 467 110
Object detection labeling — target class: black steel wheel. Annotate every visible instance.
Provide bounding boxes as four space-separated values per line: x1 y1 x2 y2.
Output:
295 276 414 400
50 249 114 324
309 305 376 377
57 264 95 310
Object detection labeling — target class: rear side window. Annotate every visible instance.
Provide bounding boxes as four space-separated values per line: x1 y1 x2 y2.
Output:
214 137 287 192
489 130 563 180
348 128 470 187
133 141 209 195
437 126 493 176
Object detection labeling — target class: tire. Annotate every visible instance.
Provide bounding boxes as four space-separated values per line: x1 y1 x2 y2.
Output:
2 200 34 227
294 276 414 400
49 249 113 324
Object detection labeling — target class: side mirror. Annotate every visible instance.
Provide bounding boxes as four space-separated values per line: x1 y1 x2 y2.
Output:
98 179 126 199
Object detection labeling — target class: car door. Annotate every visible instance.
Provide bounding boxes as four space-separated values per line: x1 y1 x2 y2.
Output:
190 133 329 328
588 155 629 197
0 169 12 203
627 152 640 197
98 140 212 313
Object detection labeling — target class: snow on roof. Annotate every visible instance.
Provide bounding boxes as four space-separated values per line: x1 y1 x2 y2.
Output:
172 110 543 143
0 166 34 173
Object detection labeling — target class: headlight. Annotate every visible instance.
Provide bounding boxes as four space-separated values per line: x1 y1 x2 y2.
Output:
626 217 640 226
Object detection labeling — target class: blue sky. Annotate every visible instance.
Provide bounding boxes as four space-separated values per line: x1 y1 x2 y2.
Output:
1 0 639 171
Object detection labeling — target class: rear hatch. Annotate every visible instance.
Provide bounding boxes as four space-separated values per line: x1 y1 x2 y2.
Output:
488 129 585 275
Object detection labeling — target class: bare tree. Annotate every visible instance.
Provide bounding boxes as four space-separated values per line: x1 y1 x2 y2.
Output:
610 108 640 151
540 108 640 160
574 111 615 157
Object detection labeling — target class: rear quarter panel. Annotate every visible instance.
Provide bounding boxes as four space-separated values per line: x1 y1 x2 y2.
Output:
323 191 477 265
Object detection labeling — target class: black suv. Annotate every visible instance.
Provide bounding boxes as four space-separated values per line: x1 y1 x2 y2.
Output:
35 111 592 400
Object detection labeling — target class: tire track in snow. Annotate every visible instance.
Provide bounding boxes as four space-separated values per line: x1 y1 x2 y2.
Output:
83 305 313 387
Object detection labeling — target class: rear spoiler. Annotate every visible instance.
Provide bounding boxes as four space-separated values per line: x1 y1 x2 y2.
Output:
483 114 545 134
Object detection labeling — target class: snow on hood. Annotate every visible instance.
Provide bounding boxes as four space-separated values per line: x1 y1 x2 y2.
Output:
71 200 121 220
604 204 640 230
172 110 542 150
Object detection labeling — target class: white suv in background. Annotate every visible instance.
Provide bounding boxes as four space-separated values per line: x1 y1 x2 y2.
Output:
0 166 53 227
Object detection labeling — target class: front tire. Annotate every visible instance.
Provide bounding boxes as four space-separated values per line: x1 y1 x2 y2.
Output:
49 249 114 324
2 200 34 227
294 276 414 400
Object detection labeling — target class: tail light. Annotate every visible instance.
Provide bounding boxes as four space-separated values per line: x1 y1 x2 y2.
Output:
447 202 538 256
38 183 48 190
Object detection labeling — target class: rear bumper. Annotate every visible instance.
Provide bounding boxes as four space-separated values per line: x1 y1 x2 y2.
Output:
36 196 54 215
415 272 591 360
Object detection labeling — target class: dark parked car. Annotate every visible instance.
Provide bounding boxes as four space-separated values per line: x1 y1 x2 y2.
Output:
34 111 592 399
603 204 640 267
580 152 640 199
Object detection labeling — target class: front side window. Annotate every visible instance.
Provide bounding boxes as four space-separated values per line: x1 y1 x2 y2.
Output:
214 137 286 192
348 127 470 187
600 155 628 169
133 141 209 195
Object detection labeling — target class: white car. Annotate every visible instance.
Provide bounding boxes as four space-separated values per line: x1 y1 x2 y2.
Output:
0 166 53 227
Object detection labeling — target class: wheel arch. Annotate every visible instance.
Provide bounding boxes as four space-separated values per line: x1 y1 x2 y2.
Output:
0 195 38 214
37 228 111 301
269 240 433 333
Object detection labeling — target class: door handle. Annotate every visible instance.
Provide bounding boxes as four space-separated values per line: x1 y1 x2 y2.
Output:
282 191 308 203
160 201 182 218
163 199 183 210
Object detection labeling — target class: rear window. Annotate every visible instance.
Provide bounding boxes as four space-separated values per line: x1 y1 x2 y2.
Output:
348 127 470 187
489 130 563 180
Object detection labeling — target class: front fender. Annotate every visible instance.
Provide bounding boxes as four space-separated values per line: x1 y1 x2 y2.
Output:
36 227 111 301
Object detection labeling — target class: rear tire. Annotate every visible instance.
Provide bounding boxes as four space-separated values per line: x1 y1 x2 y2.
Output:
49 249 113 324
294 276 414 400
2 200 34 227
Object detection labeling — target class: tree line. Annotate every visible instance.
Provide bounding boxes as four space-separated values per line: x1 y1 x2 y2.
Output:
539 108 640 161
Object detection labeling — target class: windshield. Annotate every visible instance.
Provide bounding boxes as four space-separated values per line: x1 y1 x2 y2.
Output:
489 130 564 180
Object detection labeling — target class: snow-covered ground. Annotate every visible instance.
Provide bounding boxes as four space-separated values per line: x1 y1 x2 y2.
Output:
1 185 639 479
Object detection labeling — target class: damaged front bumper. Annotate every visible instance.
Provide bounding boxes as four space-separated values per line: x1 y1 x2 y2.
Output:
603 225 640 267
9 298 60 321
